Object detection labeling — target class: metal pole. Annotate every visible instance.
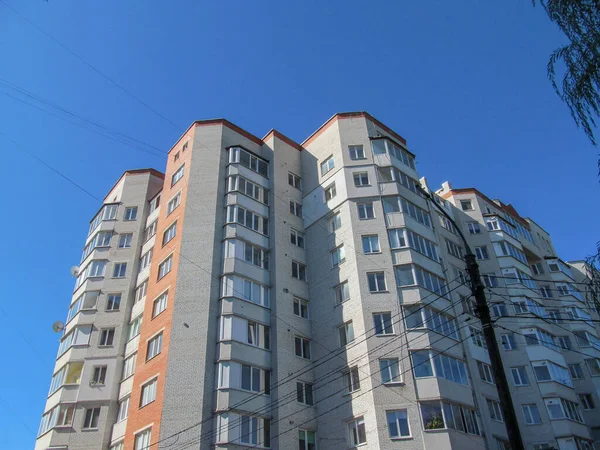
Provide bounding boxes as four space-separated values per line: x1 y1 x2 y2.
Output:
418 186 525 450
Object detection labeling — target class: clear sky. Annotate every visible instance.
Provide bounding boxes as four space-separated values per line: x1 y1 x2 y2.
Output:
0 1 597 448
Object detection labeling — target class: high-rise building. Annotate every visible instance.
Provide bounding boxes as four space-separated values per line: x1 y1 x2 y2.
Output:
35 113 600 450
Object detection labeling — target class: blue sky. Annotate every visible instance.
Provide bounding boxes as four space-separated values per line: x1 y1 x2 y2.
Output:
0 1 597 448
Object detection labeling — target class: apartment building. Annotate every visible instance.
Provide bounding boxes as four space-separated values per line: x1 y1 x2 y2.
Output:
35 112 600 450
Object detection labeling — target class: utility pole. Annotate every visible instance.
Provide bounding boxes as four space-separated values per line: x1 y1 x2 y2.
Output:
418 186 525 450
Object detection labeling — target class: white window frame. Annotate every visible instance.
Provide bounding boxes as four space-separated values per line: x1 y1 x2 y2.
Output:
320 155 335 175
348 145 365 160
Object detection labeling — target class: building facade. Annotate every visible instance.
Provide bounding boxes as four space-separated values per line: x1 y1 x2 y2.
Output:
35 113 600 450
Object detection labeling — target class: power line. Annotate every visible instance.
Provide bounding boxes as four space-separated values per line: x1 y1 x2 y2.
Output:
0 0 181 131
0 130 102 202
162 289 471 449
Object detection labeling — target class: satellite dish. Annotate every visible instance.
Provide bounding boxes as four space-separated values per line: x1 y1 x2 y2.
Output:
52 321 65 333
70 266 80 277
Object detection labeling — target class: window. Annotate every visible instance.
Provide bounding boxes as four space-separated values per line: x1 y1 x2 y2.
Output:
118 233 132 248
477 361 494 384
162 222 176 245
335 280 350 304
226 205 269 235
338 322 355 346
295 337 310 359
445 239 464 259
371 138 416 169
149 194 161 213
139 249 153 273
386 410 410 438
482 273 499 288
122 353 136 380
58 325 93 356
531 263 544 275
522 404 542 424
420 400 481 435
290 200 303 217
134 429 151 450
540 285 553 298
140 378 157 407
38 404 76 435
88 204 118 236
361 235 380 254
49 362 84 394
353 171 369 186
405 305 459 339
575 330 600 351
240 364 268 394
580 394 595 410
293 298 309 319
298 430 316 450
487 399 504 422
124 207 138 221
228 147 268 177
411 351 468 385
167 192 181 215
357 202 374 219
475 246 489 260
83 407 100 429
147 333 163 360
288 172 301 189
222 276 271 308
290 229 305 248
240 415 271 446
511 366 530 386
496 438 511 450
331 245 345 266
152 292 168 317
524 328 559 351
348 145 365 160
329 213 342 232
225 240 270 269
569 363 584 379
373 312 393 335
460 199 473 211
388 228 440 261
127 317 142 341
347 417 367 446
81 231 113 260
91 365 107 385
171 165 185 186
470 326 487 348
345 367 360 392
367 272 387 292
544 397 584 422
558 336 572 350
292 261 307 281
320 155 334 175
324 183 336 201
246 321 270 349
296 381 313 405
174 151 180 161
395 264 448 297
106 294 121 311
99 328 115 346
158 255 173 279
135 281 147 304
383 196 432 227
503 267 538 290
228 175 269 204
144 223 159 245
117 397 130 422
491 303 509 318
380 358 401 384
467 222 481 234
112 262 127 278
585 358 600 376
